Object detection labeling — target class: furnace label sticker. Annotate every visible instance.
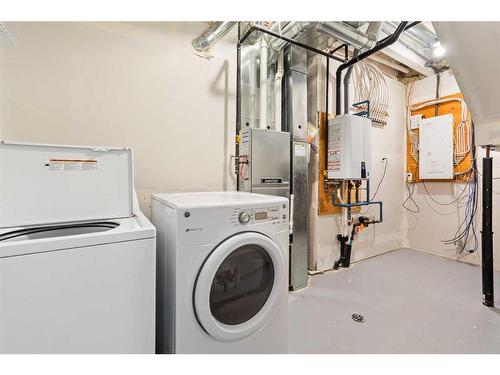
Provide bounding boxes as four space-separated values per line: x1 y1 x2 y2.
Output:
294 144 306 157
44 159 98 171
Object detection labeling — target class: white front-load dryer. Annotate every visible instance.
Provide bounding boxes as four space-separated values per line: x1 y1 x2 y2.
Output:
152 192 289 354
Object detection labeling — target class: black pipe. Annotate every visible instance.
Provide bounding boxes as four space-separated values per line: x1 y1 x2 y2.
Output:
245 25 345 62
335 21 410 115
482 149 494 307
334 234 349 269
237 25 258 48
376 21 420 45
235 24 246 186
344 49 359 114
404 21 421 32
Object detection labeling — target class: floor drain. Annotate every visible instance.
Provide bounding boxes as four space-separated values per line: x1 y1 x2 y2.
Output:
352 313 365 323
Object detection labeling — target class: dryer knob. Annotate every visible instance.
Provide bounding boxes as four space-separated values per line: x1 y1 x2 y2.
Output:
238 211 251 224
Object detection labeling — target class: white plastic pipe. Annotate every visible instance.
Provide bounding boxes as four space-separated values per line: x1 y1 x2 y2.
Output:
274 53 284 131
259 39 268 129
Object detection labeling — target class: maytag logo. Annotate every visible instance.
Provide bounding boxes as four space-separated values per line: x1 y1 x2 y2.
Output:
185 228 203 233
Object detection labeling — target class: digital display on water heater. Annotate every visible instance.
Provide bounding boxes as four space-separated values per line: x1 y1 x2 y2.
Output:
255 212 268 220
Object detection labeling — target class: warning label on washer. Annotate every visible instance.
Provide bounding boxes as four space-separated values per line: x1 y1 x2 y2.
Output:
44 159 98 171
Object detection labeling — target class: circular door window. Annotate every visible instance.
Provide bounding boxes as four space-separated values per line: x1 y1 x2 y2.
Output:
210 244 274 325
194 232 285 342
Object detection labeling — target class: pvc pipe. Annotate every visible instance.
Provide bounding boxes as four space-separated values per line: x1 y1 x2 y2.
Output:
274 53 284 131
259 39 269 129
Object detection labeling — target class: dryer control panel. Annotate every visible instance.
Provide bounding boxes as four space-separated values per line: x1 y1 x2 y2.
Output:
230 203 288 227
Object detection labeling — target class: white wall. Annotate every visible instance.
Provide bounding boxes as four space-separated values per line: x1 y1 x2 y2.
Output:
406 71 500 271
0 32 5 135
308 57 408 272
0 22 237 216
5 22 477 273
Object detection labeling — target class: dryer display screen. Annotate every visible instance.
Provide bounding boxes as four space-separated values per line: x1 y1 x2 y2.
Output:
255 212 268 220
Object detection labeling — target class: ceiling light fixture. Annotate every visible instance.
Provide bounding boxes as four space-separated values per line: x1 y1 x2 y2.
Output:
432 41 446 58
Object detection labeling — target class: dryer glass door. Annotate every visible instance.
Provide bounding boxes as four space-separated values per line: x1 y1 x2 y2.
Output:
194 232 285 342
210 243 274 325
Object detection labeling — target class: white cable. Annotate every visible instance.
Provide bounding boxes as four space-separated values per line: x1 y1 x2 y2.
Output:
406 80 419 162
353 61 389 126
410 97 470 166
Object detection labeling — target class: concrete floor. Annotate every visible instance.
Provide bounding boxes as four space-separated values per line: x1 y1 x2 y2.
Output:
289 248 500 353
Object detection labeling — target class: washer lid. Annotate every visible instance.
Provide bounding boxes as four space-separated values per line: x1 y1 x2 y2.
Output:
0 141 134 228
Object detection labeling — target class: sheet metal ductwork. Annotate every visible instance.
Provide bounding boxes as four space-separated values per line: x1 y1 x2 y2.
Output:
267 22 382 65
193 21 385 60
192 21 237 52
314 21 380 51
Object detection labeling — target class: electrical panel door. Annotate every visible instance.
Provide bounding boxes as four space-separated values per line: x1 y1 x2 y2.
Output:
419 114 454 180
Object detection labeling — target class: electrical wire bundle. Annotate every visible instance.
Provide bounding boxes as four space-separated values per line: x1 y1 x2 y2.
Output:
405 80 419 163
402 181 420 214
352 60 389 126
403 77 478 255
441 169 478 254
422 121 479 255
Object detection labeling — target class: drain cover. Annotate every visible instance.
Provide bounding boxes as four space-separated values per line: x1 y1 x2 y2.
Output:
352 313 365 323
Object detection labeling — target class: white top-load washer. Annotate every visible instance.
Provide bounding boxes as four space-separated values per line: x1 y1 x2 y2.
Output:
152 191 289 354
0 141 156 353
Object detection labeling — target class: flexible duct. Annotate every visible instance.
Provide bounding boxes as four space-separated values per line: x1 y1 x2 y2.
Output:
192 21 237 52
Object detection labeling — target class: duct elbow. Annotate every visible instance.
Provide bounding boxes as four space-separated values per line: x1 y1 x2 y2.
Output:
192 21 237 52
191 35 211 52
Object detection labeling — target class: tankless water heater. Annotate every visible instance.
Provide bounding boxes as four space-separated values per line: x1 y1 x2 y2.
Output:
327 114 372 180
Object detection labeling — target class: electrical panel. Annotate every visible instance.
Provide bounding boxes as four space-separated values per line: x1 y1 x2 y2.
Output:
327 115 372 180
418 114 454 180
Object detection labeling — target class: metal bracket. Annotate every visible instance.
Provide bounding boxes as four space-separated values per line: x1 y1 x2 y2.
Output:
352 99 371 118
